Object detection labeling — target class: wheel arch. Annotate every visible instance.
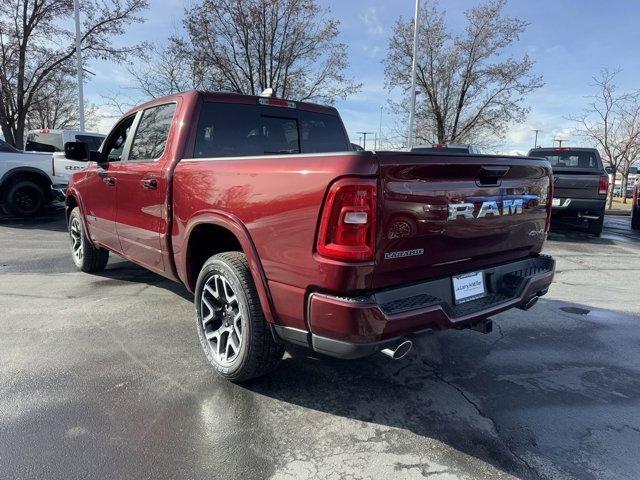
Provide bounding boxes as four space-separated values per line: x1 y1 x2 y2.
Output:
0 167 52 199
181 212 277 324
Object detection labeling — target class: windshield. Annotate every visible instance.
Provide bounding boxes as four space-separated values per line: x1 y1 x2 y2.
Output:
532 150 600 169
25 132 64 152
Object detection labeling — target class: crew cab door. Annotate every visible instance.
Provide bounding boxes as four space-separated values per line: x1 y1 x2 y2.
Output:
79 114 136 252
115 102 177 275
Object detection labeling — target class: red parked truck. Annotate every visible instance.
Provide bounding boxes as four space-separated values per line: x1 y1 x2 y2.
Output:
64 91 555 381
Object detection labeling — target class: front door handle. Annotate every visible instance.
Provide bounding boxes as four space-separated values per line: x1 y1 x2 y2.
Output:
140 178 158 190
103 176 116 186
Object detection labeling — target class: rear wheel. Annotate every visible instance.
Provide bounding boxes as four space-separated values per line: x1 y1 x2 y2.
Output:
68 207 109 272
632 204 640 230
195 252 284 382
3 179 45 217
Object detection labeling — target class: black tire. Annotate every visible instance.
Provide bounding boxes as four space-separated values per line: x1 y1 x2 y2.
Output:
632 204 640 230
195 252 284 382
3 179 45 217
587 214 604 236
68 207 109 272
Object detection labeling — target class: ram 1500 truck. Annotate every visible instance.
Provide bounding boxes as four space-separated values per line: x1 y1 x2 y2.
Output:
64 91 555 382
527 147 608 235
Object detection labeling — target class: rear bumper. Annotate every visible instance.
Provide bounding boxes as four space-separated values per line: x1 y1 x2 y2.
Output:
552 198 605 216
288 255 555 359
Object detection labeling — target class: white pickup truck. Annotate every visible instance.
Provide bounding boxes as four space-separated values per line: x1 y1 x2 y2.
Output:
0 138 53 216
24 128 105 207
0 129 105 216
25 129 105 203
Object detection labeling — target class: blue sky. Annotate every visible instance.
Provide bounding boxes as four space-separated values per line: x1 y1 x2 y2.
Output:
84 0 640 153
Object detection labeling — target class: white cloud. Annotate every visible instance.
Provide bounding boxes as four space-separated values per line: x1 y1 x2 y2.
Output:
362 44 381 58
359 7 384 36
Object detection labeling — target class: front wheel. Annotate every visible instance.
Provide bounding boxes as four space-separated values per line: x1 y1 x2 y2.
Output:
3 179 45 217
68 207 109 272
632 204 640 230
195 252 284 382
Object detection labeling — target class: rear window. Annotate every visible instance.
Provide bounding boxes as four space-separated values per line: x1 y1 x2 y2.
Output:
532 150 600 169
0 138 19 153
192 102 349 158
76 135 104 151
25 132 63 152
411 147 470 154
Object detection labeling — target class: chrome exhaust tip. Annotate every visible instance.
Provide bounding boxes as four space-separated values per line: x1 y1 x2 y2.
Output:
381 340 413 360
518 295 539 311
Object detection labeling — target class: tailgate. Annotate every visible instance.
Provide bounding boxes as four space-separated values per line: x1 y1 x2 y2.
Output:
552 170 602 200
373 153 552 289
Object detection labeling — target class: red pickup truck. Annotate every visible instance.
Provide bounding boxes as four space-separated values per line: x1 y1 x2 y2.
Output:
64 91 555 381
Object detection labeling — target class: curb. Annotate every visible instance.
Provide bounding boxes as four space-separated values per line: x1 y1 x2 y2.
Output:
605 210 631 217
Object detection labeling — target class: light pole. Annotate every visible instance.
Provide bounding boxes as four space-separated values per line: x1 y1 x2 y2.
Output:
532 129 540 148
553 138 565 148
378 105 384 150
73 0 85 131
356 132 375 150
407 0 420 150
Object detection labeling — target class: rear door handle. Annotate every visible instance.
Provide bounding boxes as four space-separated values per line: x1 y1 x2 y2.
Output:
141 178 158 190
103 176 116 186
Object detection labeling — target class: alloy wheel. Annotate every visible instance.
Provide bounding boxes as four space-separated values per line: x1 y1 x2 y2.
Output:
69 217 83 262
201 274 243 366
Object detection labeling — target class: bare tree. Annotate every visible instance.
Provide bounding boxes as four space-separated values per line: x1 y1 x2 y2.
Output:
0 0 148 148
570 68 640 208
384 0 543 147
26 72 78 130
128 42 199 99
148 0 361 104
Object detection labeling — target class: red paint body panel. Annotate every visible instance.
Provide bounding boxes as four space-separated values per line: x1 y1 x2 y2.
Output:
68 90 555 353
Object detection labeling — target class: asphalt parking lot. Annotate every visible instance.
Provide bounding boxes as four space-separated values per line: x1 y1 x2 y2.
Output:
0 207 639 480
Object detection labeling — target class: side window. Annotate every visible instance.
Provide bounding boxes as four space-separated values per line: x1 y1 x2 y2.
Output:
102 115 136 162
128 103 176 161
76 135 104 151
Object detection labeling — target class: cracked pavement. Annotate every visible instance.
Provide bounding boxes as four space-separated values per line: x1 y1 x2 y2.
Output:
0 208 639 479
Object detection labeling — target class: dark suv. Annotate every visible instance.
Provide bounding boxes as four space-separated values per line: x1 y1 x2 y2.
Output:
528 147 609 236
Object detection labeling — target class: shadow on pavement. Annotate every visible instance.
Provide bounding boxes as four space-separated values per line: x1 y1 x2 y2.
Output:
243 298 640 480
90 260 194 301
0 203 67 232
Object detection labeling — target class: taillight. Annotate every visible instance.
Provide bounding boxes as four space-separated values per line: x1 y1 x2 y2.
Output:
317 178 377 262
545 175 554 232
598 175 609 195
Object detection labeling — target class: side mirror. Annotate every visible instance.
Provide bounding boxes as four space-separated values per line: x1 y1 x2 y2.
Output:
64 141 102 162
605 166 616 175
